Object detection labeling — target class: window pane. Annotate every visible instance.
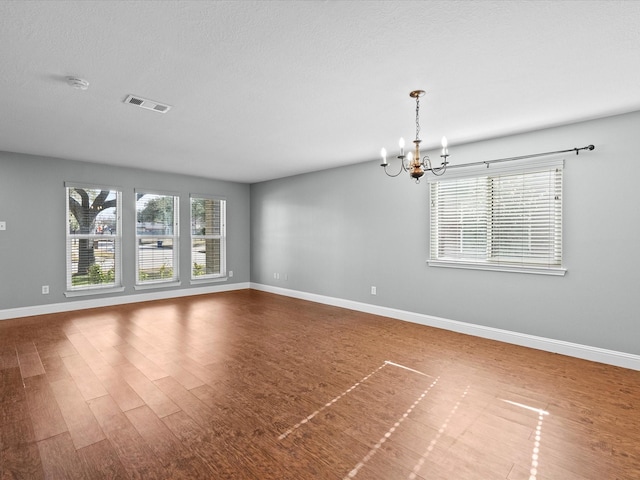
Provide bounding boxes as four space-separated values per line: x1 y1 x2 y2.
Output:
68 238 117 287
68 188 118 235
137 193 175 235
192 238 221 276
431 177 489 261
490 170 562 265
137 238 176 282
191 198 221 236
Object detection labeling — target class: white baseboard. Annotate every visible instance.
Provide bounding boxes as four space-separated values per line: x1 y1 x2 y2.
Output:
251 283 640 372
0 282 250 321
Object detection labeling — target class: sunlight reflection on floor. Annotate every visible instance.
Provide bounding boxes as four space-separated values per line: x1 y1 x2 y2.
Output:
278 361 551 480
345 377 440 479
408 386 470 480
501 399 549 480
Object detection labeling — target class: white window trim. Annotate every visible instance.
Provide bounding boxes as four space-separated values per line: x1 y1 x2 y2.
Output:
134 281 182 291
427 157 565 276
190 276 228 285
65 286 126 297
427 259 566 276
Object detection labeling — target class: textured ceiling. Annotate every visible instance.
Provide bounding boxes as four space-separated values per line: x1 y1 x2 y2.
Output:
1 0 639 183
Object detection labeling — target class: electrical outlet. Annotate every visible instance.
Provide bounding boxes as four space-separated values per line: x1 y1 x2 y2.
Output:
371 286 377 295
42 285 49 295
229 270 233 277
0 221 6 231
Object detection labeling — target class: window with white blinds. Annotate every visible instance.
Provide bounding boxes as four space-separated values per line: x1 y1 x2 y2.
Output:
135 192 179 285
66 185 123 294
428 158 565 275
190 196 226 280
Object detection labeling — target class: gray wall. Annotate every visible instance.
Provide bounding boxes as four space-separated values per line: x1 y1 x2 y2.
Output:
250 110 640 356
0 152 250 310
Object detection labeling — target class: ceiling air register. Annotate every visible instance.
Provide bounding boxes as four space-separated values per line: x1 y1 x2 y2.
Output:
124 95 172 114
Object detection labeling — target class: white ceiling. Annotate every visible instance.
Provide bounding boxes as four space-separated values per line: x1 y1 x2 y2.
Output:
1 0 639 184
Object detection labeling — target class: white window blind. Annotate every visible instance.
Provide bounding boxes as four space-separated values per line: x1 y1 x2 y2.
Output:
66 185 122 292
428 158 565 275
190 196 226 280
136 192 179 285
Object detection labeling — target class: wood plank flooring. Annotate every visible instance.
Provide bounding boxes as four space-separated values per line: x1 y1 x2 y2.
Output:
1 289 639 479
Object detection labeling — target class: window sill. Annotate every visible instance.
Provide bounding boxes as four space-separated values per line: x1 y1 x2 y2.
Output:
190 276 228 285
65 286 126 297
427 260 567 276
134 281 182 291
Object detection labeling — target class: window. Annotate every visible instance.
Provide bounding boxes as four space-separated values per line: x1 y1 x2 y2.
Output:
136 192 179 285
190 196 226 280
428 158 564 275
66 184 122 294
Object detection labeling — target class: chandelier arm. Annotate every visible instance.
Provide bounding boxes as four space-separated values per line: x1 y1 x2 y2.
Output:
429 164 448 176
422 153 449 176
381 159 406 177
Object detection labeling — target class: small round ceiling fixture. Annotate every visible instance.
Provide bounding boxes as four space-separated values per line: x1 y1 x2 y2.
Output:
66 77 89 90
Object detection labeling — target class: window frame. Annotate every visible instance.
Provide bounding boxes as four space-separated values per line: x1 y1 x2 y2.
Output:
427 157 566 276
190 195 227 282
65 183 124 296
134 190 180 288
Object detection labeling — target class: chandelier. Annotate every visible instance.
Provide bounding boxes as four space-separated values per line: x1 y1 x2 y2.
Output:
380 90 449 183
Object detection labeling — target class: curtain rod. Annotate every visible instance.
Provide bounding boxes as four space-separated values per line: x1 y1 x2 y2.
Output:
444 144 595 170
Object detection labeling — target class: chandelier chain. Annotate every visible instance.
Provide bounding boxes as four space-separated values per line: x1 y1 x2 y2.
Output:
415 96 421 142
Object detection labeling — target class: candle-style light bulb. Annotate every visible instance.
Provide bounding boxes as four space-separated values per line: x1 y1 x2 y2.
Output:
441 136 448 155
399 137 405 156
406 151 413 164
380 147 387 166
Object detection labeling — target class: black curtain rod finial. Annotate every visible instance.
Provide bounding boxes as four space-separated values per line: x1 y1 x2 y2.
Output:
576 145 595 155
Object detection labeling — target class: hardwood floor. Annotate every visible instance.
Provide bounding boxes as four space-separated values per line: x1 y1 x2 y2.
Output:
1 289 639 479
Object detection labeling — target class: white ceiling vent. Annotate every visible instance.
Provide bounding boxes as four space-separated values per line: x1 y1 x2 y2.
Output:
124 95 171 113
